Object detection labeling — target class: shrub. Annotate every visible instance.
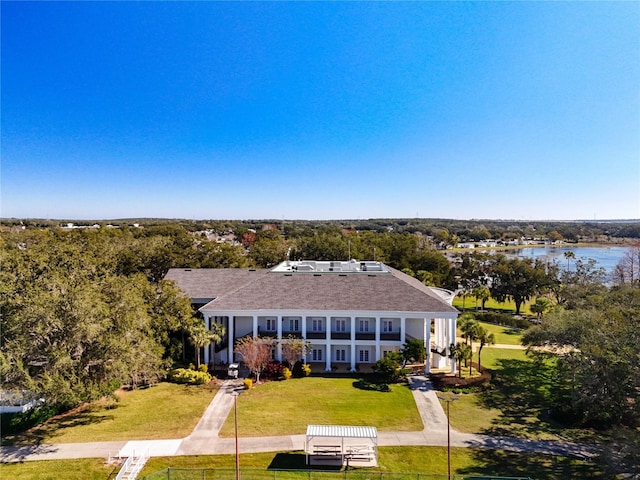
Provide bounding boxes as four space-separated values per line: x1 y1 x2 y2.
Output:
474 312 531 330
243 378 253 389
282 367 292 380
373 356 403 383
168 368 212 385
198 364 208 373
302 363 311 377
263 361 286 380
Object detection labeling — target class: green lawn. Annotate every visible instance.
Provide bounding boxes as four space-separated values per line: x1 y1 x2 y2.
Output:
478 346 529 370
0 447 613 480
0 458 118 480
135 447 609 480
2 382 218 445
218 377 422 437
477 321 524 345
453 296 533 315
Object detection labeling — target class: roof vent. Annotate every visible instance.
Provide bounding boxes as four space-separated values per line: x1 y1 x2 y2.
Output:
185 269 192 271
313 273 322 277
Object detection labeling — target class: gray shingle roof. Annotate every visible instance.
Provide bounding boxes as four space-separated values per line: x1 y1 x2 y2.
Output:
166 266 458 314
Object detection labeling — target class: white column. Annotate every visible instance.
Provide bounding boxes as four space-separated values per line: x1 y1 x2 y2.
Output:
375 317 381 361
302 316 307 339
276 315 283 362
400 317 406 345
350 316 356 372
203 315 211 366
450 316 457 375
252 315 258 338
325 317 332 371
228 316 234 363
425 318 431 374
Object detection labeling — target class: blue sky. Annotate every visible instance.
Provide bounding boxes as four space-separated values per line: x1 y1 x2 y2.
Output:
2 1 639 220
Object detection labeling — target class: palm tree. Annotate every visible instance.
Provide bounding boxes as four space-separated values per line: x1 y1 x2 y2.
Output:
188 322 215 368
473 285 491 311
460 316 480 347
476 326 495 371
450 342 472 378
209 322 227 371
564 250 575 271
530 297 551 320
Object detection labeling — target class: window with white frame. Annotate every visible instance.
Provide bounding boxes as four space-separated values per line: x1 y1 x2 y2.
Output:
289 318 299 331
383 319 394 332
335 319 346 332
335 349 346 362
359 319 370 332
359 349 370 362
311 318 324 332
266 318 277 331
312 348 323 361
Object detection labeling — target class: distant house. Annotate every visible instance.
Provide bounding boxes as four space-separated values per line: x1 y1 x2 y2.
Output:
165 260 459 374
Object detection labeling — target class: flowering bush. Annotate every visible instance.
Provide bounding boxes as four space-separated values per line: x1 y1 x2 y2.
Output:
167 368 211 385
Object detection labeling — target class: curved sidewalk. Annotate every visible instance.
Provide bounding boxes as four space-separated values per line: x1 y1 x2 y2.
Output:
0 376 597 463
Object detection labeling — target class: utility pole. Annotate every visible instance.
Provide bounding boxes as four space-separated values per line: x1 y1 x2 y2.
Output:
233 391 240 480
437 393 458 480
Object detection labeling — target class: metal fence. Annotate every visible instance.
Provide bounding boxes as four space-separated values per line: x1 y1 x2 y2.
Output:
140 468 534 480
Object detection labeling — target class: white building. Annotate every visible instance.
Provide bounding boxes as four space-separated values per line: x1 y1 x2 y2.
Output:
165 260 459 374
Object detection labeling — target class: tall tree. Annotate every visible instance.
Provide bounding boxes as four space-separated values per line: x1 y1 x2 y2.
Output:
489 256 546 315
188 321 215 368
475 325 495 371
209 322 227 371
522 286 640 428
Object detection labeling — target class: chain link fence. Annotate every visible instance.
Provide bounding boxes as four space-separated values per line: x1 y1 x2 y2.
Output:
140 468 534 480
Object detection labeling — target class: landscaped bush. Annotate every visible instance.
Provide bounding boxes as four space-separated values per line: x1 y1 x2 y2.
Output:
263 361 286 380
282 367 292 380
243 378 253 389
474 312 531 329
198 364 208 373
167 368 212 385
292 361 312 377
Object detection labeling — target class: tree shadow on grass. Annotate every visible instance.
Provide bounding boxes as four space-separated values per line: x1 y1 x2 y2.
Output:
456 448 614 480
477 358 574 441
268 453 342 471
2 409 113 446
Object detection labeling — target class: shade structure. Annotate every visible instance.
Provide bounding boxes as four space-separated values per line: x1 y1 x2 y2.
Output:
305 425 378 467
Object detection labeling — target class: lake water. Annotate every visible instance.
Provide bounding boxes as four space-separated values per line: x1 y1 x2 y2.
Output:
499 245 629 277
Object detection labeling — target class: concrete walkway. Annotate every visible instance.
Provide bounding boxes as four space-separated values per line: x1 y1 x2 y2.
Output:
0 376 597 463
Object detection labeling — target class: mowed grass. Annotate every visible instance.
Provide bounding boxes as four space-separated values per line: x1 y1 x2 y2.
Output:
0 447 611 480
453 296 533 315
477 346 529 370
477 321 524 346
136 447 609 480
3 382 218 445
218 377 422 437
0 458 118 480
